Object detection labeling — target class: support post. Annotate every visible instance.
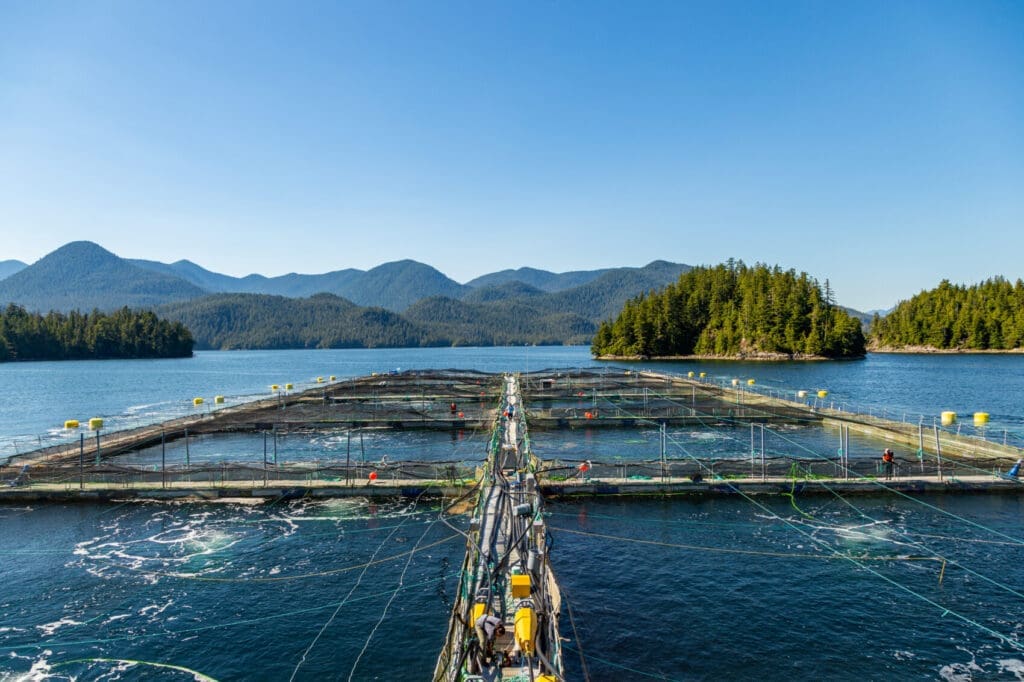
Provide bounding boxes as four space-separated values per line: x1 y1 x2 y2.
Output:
161 430 166 489
750 423 755 479
273 426 278 467
263 431 268 486
934 425 943 481
844 425 850 480
346 430 352 487
918 419 925 473
95 430 101 465
660 422 666 482
79 433 85 490
184 427 190 469
760 424 766 480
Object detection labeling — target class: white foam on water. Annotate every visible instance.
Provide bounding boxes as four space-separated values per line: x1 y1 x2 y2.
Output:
939 661 984 681
35 618 83 636
100 613 132 626
0 650 74 682
999 659 1024 680
688 431 727 441
139 599 174 617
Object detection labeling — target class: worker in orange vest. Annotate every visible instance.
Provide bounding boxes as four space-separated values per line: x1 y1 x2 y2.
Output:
882 448 895 480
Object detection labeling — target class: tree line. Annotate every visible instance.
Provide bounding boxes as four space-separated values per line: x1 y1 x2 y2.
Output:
0 304 194 361
591 261 866 359
871 277 1024 350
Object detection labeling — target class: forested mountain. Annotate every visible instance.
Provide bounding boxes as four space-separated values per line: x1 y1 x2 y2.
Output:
466 266 615 292
0 304 193 361
129 258 277 294
132 257 465 310
0 260 26 281
462 281 547 304
157 293 436 350
870 278 1024 350
3 241 702 347
539 261 691 321
592 261 866 359
350 260 468 310
8 242 690 317
404 297 595 346
0 242 205 312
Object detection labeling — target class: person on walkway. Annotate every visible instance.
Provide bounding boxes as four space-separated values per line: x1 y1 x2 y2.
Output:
474 613 505 666
882 448 895 480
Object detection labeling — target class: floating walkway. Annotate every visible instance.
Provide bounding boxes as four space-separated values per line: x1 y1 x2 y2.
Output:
434 374 563 682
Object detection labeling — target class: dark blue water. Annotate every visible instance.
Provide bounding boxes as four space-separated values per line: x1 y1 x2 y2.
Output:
4 348 1024 680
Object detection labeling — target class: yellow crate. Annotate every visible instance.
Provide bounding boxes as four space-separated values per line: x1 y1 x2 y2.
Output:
510 574 531 598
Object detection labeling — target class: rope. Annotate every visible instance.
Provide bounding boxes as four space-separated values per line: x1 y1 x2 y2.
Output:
348 511 440 680
562 591 591 682
762 424 1024 547
289 498 422 680
51 658 218 681
8 571 461 652
549 526 944 565
85 533 458 583
589 391 1024 651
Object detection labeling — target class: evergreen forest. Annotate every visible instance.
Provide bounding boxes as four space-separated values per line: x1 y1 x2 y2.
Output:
870 278 1024 350
591 261 866 359
0 305 194 361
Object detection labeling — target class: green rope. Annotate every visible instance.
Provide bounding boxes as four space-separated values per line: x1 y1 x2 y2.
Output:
780 462 815 520
52 658 218 681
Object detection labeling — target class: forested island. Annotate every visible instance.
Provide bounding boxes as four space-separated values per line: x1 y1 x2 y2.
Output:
871 277 1024 351
0 304 193 361
591 261 866 360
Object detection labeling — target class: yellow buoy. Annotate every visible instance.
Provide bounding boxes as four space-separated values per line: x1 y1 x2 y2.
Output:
817 390 829 399
731 379 740 386
193 397 204 406
285 383 293 390
316 376 324 383
514 605 537 656
973 412 989 426
699 372 706 378
797 390 808 398
88 417 103 430
747 379 756 385
687 371 695 378
214 395 225 404
64 419 80 429
271 384 280 391
329 375 336 381
941 411 957 426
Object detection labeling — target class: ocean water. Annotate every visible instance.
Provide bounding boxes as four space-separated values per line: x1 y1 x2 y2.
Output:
3 348 1024 680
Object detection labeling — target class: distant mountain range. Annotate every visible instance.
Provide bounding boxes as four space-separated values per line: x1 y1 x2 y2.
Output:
0 241 694 349
0 260 27 280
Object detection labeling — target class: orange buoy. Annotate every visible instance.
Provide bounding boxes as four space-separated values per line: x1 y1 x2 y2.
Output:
369 471 378 482
458 411 464 418
584 411 593 419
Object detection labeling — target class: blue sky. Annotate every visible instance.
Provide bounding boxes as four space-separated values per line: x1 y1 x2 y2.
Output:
1 1 1021 311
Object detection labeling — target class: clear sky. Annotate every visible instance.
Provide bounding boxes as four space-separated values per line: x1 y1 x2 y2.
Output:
1 1 1021 311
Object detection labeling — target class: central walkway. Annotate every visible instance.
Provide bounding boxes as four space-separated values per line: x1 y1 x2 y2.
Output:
434 375 563 682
